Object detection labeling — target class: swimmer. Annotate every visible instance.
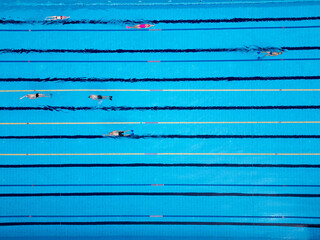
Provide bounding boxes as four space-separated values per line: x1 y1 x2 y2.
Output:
126 24 155 29
104 130 134 137
258 51 283 58
89 94 112 102
45 16 70 21
20 93 52 100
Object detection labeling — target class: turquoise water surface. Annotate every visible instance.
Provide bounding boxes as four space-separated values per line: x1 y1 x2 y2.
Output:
0 0 320 239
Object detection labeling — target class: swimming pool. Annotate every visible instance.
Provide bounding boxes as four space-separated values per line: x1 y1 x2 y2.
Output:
0 0 320 239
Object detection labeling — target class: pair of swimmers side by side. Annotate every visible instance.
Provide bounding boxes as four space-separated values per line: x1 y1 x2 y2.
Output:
20 93 112 101
103 130 134 137
19 94 131 137
44 17 152 29
44 19 154 29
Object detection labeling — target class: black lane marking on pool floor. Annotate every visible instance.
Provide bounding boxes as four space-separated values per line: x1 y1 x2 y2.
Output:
1 192 320 197
2 106 320 111
1 184 319 187
1 215 320 219
0 46 319 54
1 16 320 25
0 221 319 228
2 135 320 139
1 76 319 82
1 164 319 168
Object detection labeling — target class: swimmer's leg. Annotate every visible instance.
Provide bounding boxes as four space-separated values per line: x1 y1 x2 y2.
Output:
41 94 52 97
123 130 133 136
256 51 262 59
101 96 112 100
121 130 134 137
256 51 267 59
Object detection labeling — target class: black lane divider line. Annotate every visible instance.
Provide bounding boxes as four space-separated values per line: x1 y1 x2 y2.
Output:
284 46 320 51
1 221 320 228
0 46 319 54
3 135 320 139
1 16 320 25
1 58 320 62
1 76 319 83
2 26 320 32
0 221 320 228
1 192 320 197
1 163 319 168
1 106 320 111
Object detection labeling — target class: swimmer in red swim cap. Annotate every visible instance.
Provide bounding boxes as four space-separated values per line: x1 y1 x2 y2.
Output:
126 24 155 29
45 16 70 21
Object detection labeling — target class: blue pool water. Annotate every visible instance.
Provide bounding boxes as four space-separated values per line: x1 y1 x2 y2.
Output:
1 0 320 239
